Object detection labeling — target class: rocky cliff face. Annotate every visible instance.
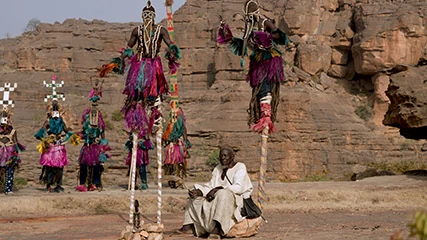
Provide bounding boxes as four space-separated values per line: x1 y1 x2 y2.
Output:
0 0 426 183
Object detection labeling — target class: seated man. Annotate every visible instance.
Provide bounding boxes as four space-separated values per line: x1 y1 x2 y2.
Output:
180 146 261 238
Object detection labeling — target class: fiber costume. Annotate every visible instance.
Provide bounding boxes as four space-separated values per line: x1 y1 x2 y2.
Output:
162 0 191 189
162 107 191 184
34 76 80 193
98 1 183 194
76 79 111 192
0 83 25 195
98 0 181 134
217 0 290 133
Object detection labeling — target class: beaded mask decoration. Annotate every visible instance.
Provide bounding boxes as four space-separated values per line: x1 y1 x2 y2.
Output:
0 83 17 125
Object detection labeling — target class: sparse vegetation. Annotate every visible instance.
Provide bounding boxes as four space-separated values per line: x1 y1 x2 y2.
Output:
3 32 11 39
24 18 41 32
14 177 28 188
32 113 44 122
101 111 108 119
105 120 114 130
409 211 427 240
111 110 124 122
206 149 220 168
367 160 427 174
303 169 330 182
349 82 371 96
355 105 373 121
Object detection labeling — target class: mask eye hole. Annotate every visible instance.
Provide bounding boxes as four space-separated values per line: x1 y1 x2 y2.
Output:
245 15 254 22
142 11 155 20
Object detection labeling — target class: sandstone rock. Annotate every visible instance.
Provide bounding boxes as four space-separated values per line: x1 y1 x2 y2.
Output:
352 3 427 75
320 72 334 90
372 73 391 126
297 44 332 75
331 34 352 50
344 59 356 80
121 231 134 240
140 231 149 239
284 0 322 35
147 233 163 240
132 234 142 240
331 49 349 65
146 223 164 233
383 66 427 139
328 64 349 78
292 67 312 82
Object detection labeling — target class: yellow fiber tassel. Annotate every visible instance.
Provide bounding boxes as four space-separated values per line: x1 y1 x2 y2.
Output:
36 139 50 154
69 134 81 146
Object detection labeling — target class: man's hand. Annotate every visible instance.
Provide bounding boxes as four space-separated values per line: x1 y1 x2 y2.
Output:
188 189 203 199
206 187 224 202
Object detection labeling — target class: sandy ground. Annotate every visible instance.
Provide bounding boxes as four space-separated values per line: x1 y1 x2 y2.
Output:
0 175 426 240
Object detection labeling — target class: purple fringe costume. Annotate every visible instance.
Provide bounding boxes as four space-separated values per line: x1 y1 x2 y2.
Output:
79 144 102 166
126 148 149 167
125 140 153 167
0 146 18 167
247 31 284 87
217 24 288 133
164 140 185 165
122 102 149 133
78 108 110 166
123 56 168 99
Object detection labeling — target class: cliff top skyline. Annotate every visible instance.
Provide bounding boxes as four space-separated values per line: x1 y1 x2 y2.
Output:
0 0 186 39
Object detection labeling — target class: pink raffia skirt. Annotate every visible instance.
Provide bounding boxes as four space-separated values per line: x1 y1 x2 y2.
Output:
0 146 16 167
164 141 185 165
39 144 68 167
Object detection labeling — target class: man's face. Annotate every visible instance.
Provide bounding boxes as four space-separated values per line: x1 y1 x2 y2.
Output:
220 148 234 167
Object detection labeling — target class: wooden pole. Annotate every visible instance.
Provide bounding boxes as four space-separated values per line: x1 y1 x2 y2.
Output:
257 127 269 210
156 127 163 225
129 132 138 226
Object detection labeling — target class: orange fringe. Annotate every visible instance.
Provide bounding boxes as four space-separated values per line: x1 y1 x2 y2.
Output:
162 122 174 142
97 63 118 78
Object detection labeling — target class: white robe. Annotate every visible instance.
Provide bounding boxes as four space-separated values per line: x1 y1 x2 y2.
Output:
183 162 253 236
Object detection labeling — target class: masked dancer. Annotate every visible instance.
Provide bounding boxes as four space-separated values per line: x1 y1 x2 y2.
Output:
34 76 80 193
98 0 181 133
76 78 111 192
0 83 25 195
217 0 290 133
